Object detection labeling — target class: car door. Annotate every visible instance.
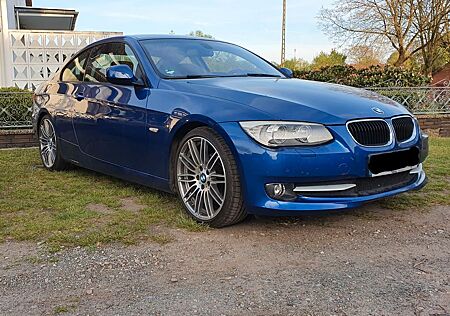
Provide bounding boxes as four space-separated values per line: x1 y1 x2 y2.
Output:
52 49 90 144
72 41 151 172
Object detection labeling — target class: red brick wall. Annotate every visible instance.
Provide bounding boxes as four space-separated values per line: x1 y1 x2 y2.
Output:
0 117 449 149
417 114 450 137
0 129 37 149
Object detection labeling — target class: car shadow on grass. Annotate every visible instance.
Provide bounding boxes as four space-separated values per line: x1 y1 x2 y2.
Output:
53 164 429 232
234 200 418 231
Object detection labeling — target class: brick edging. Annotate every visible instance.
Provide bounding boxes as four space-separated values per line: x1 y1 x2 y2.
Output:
416 114 450 137
0 129 37 149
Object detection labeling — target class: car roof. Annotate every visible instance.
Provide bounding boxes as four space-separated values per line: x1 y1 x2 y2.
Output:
91 34 219 44
82 34 224 51
130 34 217 41
63 34 239 70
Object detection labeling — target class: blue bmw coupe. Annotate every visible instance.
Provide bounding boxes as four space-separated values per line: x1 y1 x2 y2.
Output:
32 35 428 227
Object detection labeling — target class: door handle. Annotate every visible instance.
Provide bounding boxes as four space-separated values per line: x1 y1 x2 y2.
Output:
75 93 85 101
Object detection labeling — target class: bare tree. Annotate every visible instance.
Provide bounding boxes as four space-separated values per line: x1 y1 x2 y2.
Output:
413 0 450 74
319 0 450 73
346 45 384 67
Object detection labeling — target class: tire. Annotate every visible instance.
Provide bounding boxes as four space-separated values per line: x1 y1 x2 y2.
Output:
38 114 69 171
174 127 246 227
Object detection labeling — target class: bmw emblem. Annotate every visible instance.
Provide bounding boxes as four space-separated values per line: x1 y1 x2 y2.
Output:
372 107 384 114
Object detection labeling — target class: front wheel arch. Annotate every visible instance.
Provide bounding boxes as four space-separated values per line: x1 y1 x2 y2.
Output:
173 126 247 227
168 118 244 194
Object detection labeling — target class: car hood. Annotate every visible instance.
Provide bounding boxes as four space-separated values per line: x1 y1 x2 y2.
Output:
163 78 409 125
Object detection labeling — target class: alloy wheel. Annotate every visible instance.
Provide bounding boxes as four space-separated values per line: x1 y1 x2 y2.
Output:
176 136 227 221
39 118 57 168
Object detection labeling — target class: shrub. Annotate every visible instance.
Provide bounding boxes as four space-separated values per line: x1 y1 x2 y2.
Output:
0 87 33 128
293 65 431 87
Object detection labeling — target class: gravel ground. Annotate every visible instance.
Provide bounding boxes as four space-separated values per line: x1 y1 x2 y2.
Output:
1 204 449 316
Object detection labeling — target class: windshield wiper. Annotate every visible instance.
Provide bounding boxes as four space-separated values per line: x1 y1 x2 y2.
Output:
182 75 219 79
245 73 282 77
168 75 219 79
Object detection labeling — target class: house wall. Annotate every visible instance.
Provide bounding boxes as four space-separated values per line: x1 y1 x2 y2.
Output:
0 0 25 87
0 0 120 89
0 0 11 86
8 30 121 90
6 0 26 29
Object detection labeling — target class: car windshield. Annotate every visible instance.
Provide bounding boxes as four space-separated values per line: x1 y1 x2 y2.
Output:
140 38 283 79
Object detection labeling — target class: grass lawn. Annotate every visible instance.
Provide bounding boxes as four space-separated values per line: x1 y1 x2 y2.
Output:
379 137 450 209
0 138 449 250
0 148 204 251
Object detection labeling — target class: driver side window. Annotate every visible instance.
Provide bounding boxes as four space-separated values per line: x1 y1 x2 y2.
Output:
85 42 143 83
61 50 90 82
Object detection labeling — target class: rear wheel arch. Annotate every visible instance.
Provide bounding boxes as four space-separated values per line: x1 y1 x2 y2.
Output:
38 114 69 171
36 109 50 133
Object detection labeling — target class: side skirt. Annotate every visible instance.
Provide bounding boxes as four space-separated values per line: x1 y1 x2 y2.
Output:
60 139 172 193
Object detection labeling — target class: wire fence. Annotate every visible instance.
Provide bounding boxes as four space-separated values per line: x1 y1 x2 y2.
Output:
0 86 449 129
0 92 33 129
366 86 450 114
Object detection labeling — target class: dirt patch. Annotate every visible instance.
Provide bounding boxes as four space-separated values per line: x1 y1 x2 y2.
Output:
119 197 145 213
1 204 449 315
86 203 113 215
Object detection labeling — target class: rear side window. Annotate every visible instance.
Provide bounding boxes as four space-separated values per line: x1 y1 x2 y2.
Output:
85 42 142 83
61 50 90 82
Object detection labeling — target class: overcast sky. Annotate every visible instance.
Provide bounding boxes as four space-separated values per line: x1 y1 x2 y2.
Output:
35 0 336 63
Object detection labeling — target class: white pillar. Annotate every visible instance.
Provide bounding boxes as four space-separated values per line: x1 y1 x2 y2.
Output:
0 0 13 87
0 0 6 86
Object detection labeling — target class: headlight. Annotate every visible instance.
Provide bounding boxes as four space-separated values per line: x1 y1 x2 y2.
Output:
239 121 333 147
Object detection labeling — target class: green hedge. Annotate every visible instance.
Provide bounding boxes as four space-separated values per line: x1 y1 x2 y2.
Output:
293 65 431 88
0 87 33 128
0 65 434 128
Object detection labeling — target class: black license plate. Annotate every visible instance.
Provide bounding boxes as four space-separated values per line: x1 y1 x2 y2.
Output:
369 147 420 175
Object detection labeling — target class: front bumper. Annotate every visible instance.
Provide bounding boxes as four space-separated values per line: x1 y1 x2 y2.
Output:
219 122 429 216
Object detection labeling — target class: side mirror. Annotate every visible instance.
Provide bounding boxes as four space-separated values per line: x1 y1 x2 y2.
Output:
106 65 144 86
279 67 293 78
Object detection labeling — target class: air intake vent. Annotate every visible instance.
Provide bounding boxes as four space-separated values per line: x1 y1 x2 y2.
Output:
392 116 415 142
347 120 391 146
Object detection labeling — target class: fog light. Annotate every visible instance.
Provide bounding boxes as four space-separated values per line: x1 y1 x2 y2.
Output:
265 183 297 201
273 183 285 197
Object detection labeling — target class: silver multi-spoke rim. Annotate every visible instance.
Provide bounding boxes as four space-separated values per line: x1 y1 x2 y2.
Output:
39 118 57 168
177 136 227 221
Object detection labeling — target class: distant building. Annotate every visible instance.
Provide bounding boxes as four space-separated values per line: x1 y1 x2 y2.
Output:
432 63 450 86
0 0 121 89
